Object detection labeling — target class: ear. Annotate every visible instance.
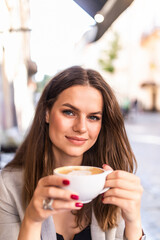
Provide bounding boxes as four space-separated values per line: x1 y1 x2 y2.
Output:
45 109 50 123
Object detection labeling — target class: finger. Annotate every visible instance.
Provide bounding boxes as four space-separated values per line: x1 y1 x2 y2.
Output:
103 187 143 201
102 196 141 223
52 200 83 211
102 196 137 212
38 175 70 187
102 194 141 209
105 178 142 191
102 195 141 218
43 200 83 214
41 187 79 201
102 164 113 171
106 170 141 183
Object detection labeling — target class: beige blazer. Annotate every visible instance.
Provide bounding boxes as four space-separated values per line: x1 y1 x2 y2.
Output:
0 168 143 240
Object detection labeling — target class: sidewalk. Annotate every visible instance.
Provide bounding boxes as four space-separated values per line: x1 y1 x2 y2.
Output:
125 111 160 240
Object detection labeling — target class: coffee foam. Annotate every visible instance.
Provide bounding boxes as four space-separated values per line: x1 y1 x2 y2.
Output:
56 166 103 175
68 170 91 176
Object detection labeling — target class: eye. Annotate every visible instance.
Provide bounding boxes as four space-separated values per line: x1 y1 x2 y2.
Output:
88 115 101 121
62 109 75 116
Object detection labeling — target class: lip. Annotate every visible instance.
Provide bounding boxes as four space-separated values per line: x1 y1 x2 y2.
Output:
66 136 87 146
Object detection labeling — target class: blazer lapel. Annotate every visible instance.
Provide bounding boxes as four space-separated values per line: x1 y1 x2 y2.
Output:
91 210 117 240
41 216 57 240
91 211 105 240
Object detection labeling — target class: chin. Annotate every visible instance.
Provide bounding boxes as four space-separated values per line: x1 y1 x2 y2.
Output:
65 149 84 158
67 153 83 158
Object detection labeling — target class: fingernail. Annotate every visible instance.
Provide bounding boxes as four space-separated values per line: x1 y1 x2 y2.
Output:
102 164 108 167
102 164 112 170
63 179 70 185
71 194 79 200
75 202 83 208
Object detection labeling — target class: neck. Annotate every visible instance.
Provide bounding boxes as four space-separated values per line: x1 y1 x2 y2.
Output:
53 152 83 169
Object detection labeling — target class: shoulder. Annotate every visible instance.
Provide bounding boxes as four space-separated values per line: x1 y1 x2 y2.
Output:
0 167 25 220
0 167 24 203
0 167 24 188
0 168 24 238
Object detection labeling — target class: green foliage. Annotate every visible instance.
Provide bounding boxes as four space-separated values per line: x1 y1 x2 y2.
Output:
36 74 52 93
98 32 121 74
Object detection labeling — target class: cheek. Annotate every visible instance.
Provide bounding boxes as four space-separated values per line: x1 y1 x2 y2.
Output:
89 124 102 139
49 114 72 132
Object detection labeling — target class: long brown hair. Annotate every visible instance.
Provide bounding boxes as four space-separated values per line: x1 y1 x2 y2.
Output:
6 66 137 231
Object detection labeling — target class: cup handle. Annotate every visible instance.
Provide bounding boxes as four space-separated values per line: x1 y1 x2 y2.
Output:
100 170 113 194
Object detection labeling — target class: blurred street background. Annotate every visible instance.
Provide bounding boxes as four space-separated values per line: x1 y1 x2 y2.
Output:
0 0 160 238
125 111 160 240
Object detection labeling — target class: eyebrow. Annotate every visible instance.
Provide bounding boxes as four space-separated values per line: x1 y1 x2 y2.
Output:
62 103 102 115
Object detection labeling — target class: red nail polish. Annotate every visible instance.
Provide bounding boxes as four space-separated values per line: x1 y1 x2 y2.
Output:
75 202 83 208
102 164 109 167
63 179 70 185
71 194 79 200
103 164 107 166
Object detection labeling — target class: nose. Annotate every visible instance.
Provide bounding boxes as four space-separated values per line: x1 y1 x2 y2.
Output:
72 116 87 133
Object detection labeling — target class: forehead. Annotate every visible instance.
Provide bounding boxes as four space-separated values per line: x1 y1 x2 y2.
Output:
55 85 103 110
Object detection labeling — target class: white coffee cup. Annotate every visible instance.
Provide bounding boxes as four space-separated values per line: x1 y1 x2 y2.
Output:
54 166 112 203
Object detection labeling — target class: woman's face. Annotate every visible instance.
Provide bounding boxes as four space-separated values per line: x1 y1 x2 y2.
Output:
46 85 103 161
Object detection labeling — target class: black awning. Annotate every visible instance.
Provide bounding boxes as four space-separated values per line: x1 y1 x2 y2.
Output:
73 0 134 42
73 0 107 18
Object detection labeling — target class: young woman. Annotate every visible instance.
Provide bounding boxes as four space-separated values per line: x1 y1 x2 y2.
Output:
0 66 146 240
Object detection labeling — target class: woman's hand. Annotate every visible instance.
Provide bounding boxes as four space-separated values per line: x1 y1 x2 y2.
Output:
102 164 144 240
25 175 83 224
18 175 83 240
